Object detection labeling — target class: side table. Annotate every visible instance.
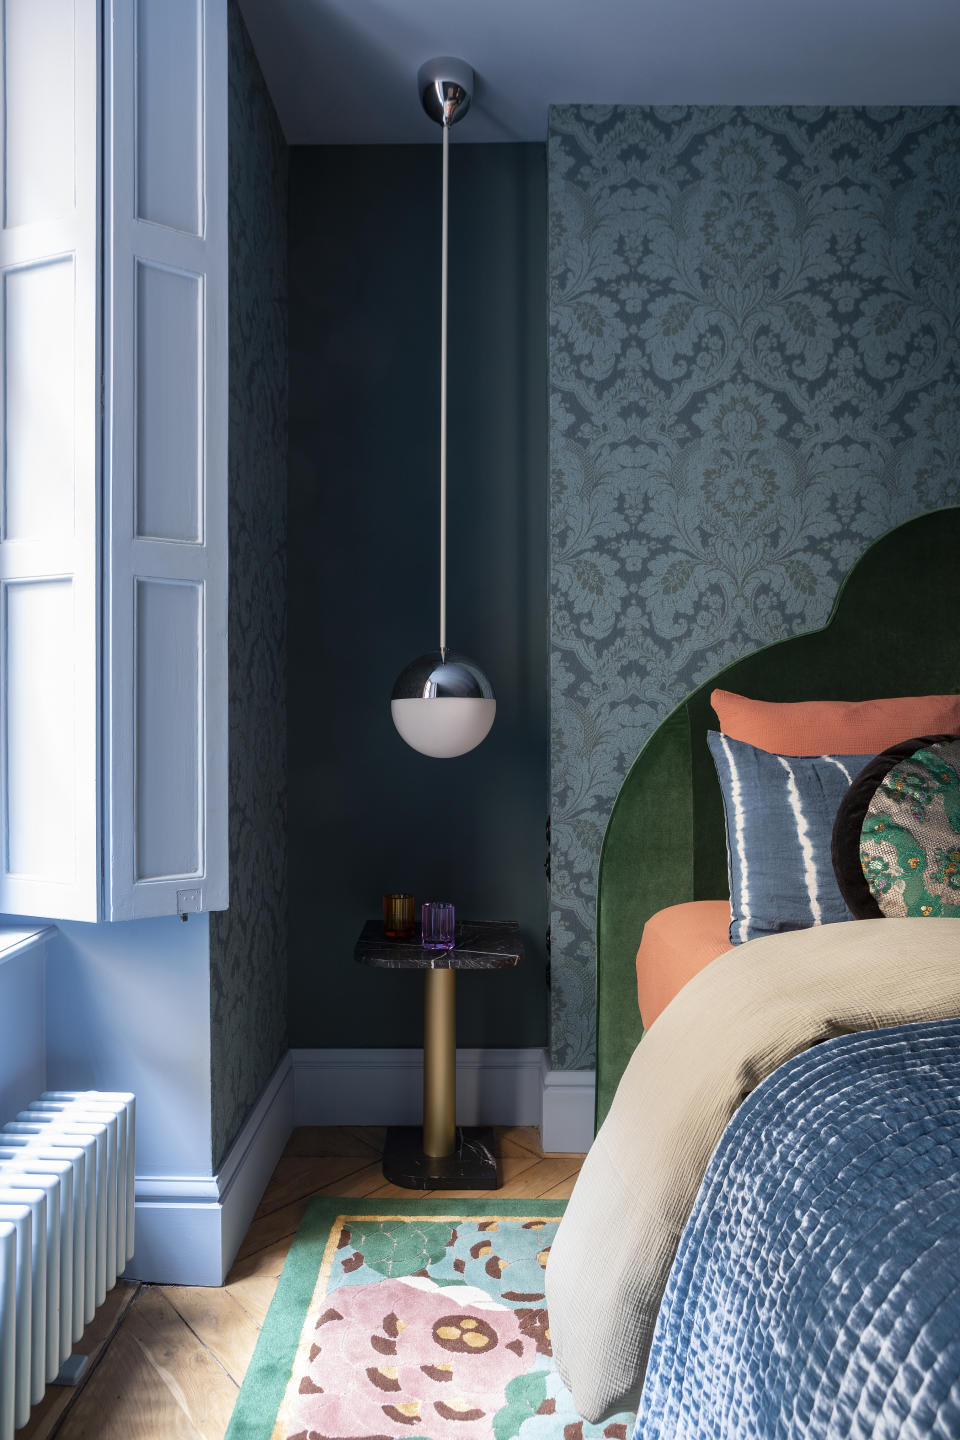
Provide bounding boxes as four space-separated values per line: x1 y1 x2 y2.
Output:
354 919 523 1188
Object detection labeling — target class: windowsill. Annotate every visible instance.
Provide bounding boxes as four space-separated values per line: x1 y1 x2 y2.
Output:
0 924 56 969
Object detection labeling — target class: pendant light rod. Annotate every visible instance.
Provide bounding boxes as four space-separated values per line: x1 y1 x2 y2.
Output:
418 56 472 656
390 57 495 760
440 122 448 654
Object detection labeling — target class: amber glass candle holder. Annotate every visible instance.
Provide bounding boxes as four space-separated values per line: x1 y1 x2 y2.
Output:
383 893 415 940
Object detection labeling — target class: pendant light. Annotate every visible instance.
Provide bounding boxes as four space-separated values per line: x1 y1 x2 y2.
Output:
390 57 496 760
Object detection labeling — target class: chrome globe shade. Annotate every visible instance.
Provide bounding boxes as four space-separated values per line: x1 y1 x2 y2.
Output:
391 650 496 758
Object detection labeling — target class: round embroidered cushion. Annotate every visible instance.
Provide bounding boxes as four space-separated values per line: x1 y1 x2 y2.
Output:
831 734 960 919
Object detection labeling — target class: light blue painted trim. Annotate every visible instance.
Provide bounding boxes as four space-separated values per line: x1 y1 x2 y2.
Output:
0 926 55 969
127 1053 294 1285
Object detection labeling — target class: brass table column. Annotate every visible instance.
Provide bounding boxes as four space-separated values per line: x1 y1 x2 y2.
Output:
423 969 456 1156
353 918 523 1189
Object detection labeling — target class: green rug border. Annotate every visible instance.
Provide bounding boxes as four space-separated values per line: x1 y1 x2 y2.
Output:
224 1194 568 1440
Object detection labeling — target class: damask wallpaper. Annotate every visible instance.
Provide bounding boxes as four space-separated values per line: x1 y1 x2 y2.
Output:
549 105 960 1069
209 0 288 1168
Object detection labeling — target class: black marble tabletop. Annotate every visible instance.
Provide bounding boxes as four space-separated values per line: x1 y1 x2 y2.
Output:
354 919 523 970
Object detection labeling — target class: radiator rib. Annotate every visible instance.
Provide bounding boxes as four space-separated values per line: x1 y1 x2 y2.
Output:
0 1158 73 1368
0 1140 84 1346
0 1090 134 1439
0 1224 15 1440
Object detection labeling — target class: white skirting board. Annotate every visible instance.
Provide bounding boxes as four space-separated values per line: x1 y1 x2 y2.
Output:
292 1047 597 1154
539 1060 596 1154
125 1048 597 1285
290 1048 546 1130
126 1053 294 1286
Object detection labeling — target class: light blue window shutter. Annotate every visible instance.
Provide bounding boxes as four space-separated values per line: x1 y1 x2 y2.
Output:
103 0 229 919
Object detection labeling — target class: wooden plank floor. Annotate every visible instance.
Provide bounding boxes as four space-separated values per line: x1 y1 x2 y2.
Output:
26 1126 584 1440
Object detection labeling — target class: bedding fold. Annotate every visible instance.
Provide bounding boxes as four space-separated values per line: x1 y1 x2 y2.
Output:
545 917 960 1422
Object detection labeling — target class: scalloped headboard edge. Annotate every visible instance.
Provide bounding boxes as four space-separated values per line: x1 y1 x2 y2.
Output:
595 505 960 1127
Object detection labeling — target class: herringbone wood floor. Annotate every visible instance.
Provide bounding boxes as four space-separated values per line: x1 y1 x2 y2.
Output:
20 1127 585 1439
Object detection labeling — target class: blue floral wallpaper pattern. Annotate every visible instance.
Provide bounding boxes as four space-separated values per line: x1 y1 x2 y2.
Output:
209 0 288 1168
549 106 960 1069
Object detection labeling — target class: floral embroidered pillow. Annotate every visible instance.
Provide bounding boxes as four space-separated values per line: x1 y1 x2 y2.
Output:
832 735 960 919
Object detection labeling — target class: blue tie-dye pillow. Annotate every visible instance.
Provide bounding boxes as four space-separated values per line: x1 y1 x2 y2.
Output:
706 732 874 946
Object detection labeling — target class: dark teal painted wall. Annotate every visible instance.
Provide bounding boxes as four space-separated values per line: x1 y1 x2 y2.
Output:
287 144 549 1049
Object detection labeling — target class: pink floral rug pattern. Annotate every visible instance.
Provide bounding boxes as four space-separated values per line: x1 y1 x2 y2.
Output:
273 1214 636 1440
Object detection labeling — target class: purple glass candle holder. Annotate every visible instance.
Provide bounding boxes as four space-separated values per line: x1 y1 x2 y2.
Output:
421 901 455 950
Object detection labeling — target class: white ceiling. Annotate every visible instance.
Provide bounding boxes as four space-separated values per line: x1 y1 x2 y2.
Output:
237 0 960 145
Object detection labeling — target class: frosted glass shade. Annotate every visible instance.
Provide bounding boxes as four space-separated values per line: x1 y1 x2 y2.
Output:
391 696 496 758
390 649 496 757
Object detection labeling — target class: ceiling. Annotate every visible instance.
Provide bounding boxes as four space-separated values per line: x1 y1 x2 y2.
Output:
237 0 960 145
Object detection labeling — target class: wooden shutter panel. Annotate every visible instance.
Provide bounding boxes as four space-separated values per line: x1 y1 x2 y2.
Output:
103 0 228 919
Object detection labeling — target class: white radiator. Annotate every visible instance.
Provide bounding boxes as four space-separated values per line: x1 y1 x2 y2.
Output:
0 1090 134 1438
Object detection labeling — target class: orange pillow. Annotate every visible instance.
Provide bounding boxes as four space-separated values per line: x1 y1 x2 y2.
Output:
711 689 960 757
636 900 733 1027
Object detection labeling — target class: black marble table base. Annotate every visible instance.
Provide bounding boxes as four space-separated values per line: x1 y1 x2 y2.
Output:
381 1125 500 1189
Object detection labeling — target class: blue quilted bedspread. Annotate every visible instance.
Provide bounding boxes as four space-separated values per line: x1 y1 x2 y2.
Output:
634 1018 960 1440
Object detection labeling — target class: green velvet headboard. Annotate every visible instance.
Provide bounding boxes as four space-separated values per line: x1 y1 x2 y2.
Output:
595 506 960 1128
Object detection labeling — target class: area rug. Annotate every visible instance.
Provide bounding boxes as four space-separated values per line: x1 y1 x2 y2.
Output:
225 1196 637 1440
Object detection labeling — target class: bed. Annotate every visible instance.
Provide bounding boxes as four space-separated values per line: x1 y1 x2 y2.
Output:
545 506 960 1435
595 504 960 1128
